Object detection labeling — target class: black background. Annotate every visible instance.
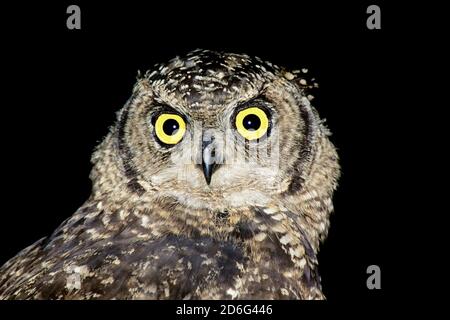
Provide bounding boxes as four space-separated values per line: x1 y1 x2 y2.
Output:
0 1 414 305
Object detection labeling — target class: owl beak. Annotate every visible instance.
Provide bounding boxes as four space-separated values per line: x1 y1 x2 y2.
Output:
201 137 216 185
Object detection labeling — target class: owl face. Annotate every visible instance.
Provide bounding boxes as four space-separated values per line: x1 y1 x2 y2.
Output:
112 50 314 212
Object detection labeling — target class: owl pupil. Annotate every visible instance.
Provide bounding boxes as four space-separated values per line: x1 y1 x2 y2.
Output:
163 119 179 135
243 114 261 131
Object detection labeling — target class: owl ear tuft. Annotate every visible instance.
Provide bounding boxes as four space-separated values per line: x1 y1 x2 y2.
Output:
136 70 143 80
283 69 319 101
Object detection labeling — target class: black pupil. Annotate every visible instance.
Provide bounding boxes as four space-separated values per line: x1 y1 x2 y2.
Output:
243 114 261 131
163 119 179 136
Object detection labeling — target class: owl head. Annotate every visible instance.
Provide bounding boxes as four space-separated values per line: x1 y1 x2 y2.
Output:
90 50 339 240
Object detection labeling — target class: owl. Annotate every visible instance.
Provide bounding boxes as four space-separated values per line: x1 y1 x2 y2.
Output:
0 49 340 300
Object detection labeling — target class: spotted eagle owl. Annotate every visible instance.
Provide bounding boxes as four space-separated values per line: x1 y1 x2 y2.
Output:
0 50 340 299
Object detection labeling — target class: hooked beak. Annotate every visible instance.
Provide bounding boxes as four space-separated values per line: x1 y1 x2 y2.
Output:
201 136 217 185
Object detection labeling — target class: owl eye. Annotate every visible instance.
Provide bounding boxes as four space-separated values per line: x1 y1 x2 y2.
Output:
235 107 269 140
154 113 186 145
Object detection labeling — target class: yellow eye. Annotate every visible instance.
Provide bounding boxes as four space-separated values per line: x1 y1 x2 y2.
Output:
154 113 186 145
235 107 269 140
